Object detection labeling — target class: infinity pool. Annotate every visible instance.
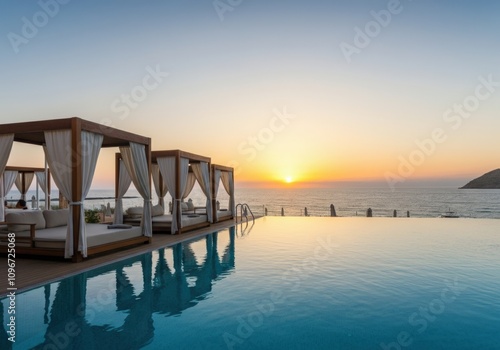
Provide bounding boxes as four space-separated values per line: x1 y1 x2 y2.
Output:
2 217 500 349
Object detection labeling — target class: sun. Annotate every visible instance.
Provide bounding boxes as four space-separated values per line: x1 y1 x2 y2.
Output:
284 176 293 183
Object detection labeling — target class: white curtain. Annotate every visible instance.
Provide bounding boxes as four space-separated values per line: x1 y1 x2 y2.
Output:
35 171 50 211
3 171 18 197
15 172 35 200
45 130 103 258
157 157 177 234
213 169 221 221
181 172 196 200
35 172 46 195
178 158 190 225
79 131 103 255
119 143 152 237
157 157 189 234
229 171 235 215
221 171 235 215
113 159 132 225
14 173 22 195
191 162 213 223
1 170 18 215
0 178 3 218
152 163 168 207
0 134 14 221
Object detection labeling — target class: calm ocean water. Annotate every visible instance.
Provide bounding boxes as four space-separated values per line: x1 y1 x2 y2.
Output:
236 187 500 219
7 187 500 219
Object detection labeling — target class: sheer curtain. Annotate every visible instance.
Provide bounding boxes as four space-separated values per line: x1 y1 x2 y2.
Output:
0 134 14 221
221 171 235 215
35 171 46 194
157 157 189 233
15 172 35 200
44 130 103 258
113 159 132 225
1 170 17 216
213 169 221 221
35 171 50 210
119 143 152 237
157 157 177 234
181 172 196 201
3 171 18 198
152 163 168 207
178 158 190 225
191 162 213 223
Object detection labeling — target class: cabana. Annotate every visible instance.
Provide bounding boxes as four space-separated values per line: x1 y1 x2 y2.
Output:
118 150 212 234
0 117 152 262
211 164 235 223
2 166 51 211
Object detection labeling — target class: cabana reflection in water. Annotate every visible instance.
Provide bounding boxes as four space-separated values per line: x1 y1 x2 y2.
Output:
1 228 235 350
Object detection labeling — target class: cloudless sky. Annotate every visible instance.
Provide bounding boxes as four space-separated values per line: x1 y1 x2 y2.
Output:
1 0 499 188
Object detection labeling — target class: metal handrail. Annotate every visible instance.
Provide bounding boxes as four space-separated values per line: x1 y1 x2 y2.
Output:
236 203 255 223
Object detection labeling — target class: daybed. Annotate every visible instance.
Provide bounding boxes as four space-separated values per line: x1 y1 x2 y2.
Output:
0 209 143 256
123 201 209 233
0 117 152 262
124 212 210 233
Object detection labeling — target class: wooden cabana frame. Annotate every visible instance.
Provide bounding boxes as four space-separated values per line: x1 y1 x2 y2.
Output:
211 164 235 223
117 149 212 234
0 117 152 262
153 150 212 234
4 166 52 208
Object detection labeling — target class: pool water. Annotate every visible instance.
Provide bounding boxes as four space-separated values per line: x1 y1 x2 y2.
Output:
2 217 500 349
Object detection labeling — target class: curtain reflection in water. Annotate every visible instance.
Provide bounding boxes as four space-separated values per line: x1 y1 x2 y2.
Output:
3 227 236 350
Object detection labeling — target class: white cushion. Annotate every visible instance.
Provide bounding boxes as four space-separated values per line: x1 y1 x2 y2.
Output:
187 199 195 211
34 224 142 249
127 207 144 216
6 211 46 232
5 208 24 214
43 209 69 228
152 204 164 217
181 202 188 211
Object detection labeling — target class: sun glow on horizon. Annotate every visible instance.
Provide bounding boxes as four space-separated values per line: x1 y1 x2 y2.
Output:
284 176 293 184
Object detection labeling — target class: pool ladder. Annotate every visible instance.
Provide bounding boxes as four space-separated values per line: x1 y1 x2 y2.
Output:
235 203 255 237
236 203 255 223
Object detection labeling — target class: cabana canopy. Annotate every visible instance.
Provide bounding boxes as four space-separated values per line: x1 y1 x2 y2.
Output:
0 117 152 262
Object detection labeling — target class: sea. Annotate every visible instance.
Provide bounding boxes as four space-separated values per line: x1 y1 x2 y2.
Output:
5 186 500 219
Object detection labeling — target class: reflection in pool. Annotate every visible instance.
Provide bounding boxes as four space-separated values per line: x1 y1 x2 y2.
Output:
1 228 235 349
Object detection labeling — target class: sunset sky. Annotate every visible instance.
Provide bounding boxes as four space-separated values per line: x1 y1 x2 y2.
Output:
1 0 499 189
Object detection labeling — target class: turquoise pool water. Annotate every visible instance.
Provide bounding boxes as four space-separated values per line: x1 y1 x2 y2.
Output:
2 217 500 349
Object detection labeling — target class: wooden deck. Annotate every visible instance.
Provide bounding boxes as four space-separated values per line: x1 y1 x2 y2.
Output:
0 219 238 297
